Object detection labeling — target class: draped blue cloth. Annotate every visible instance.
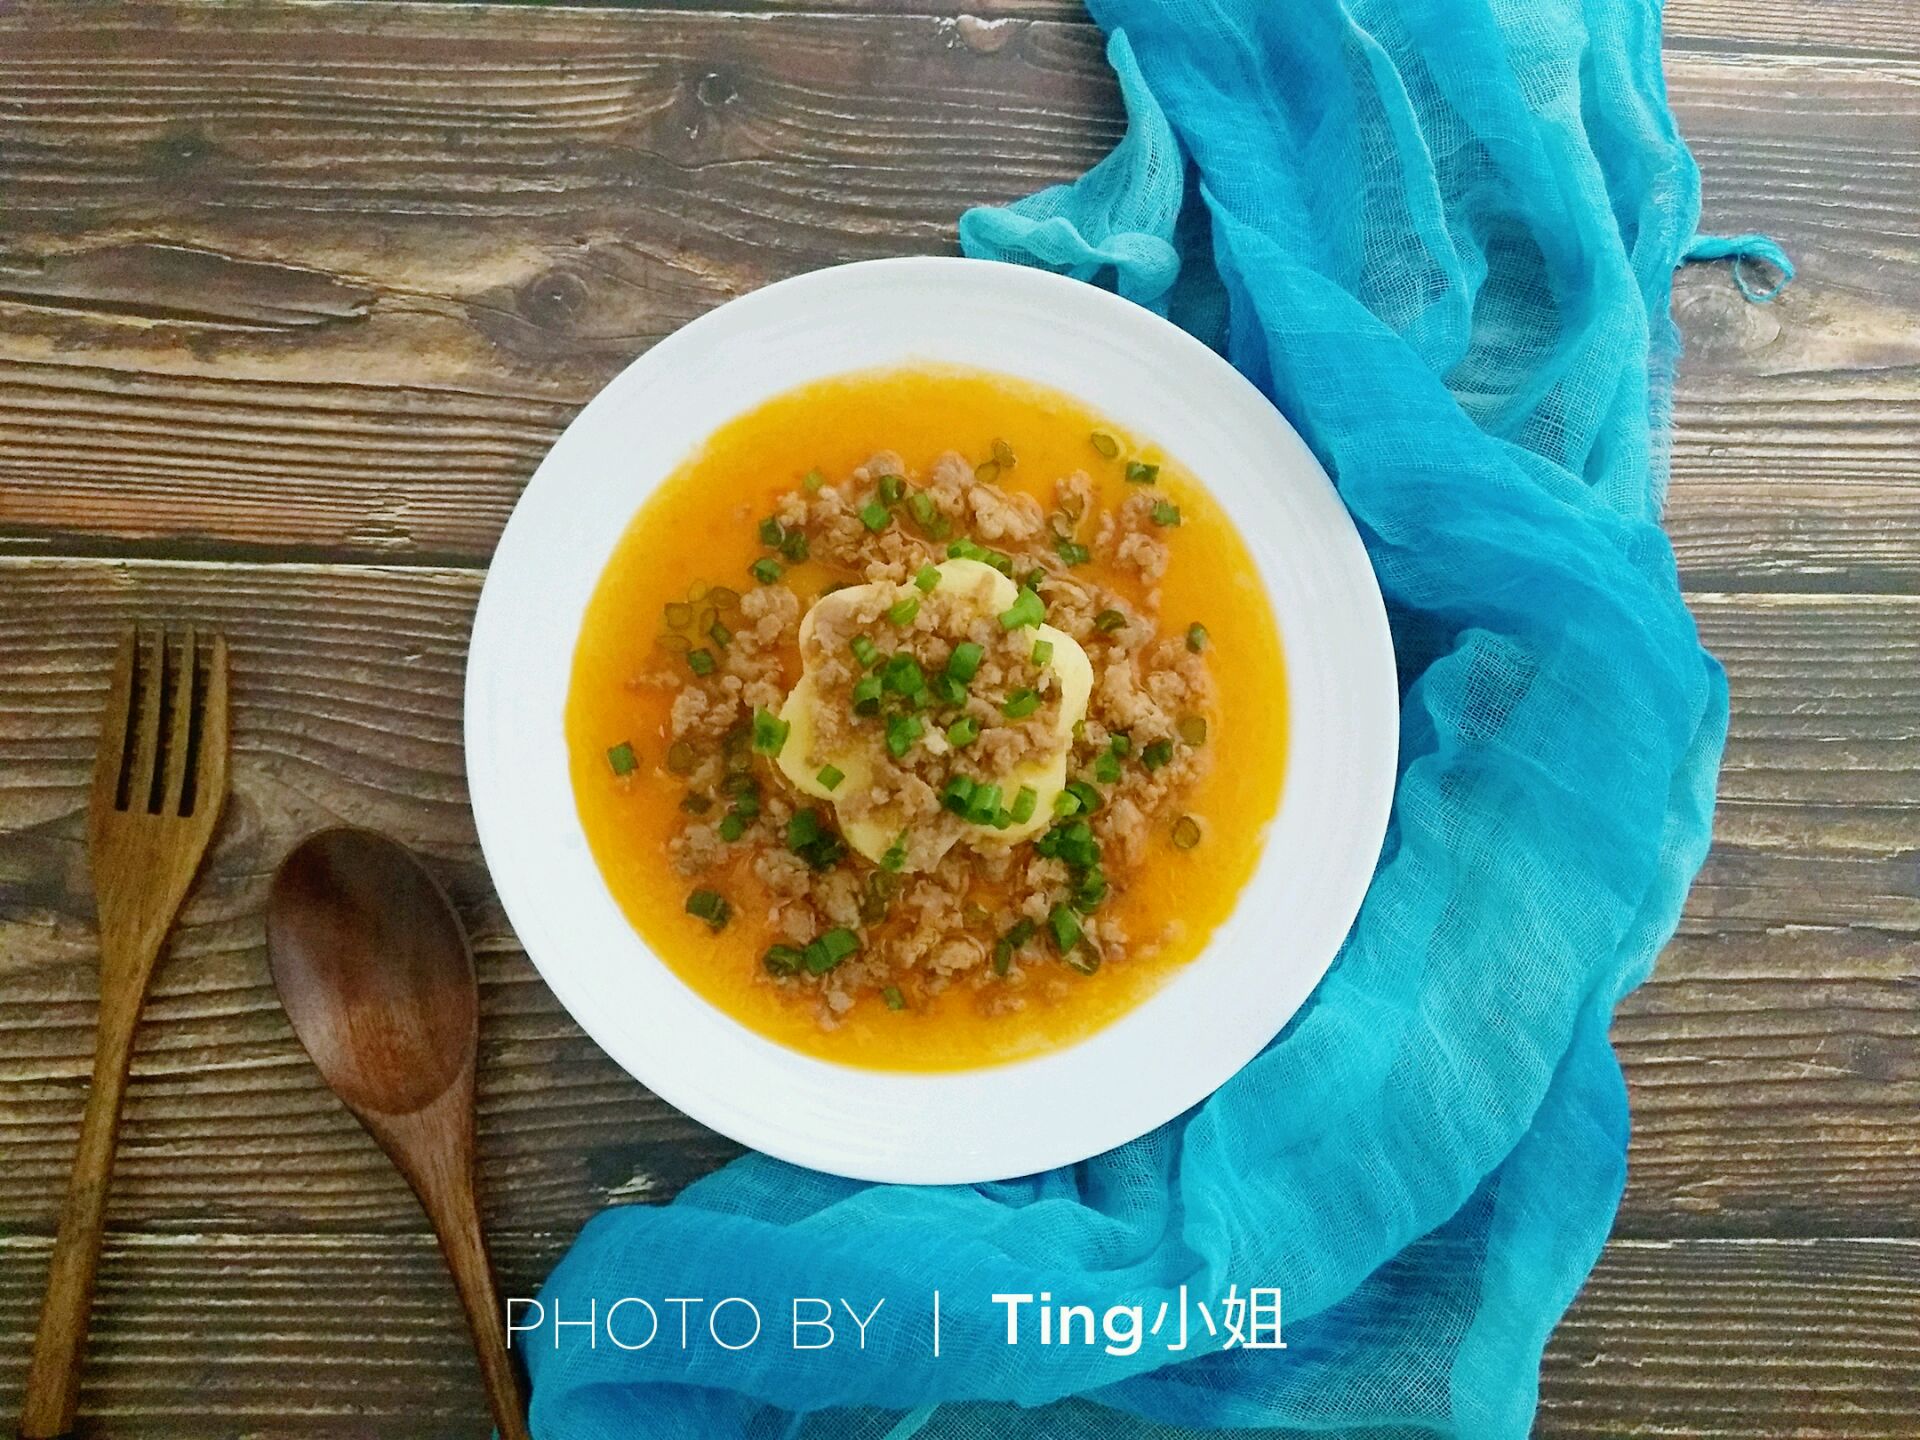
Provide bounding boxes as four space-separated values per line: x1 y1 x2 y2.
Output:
526 2 1752 1434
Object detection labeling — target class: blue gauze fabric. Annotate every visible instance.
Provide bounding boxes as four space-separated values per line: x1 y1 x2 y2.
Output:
528 2 1756 1435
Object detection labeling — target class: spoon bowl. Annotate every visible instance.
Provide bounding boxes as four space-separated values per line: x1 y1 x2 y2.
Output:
267 827 530 1440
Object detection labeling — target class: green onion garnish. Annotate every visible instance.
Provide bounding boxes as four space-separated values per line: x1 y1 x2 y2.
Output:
860 502 890 532
1032 638 1054 666
888 597 920 627
749 557 782 585
763 944 804 976
717 813 746 842
1110 733 1132 756
606 741 638 776
1150 501 1182 527
751 707 790 756
880 831 909 873
803 468 825 492
1073 866 1109 911
878 473 906 505
882 653 926 697
685 889 730 931
942 774 975 814
947 714 980 747
817 764 845 791
1186 622 1209 653
1001 689 1040 720
999 586 1045 630
946 641 984 682
907 492 939 530
687 648 716 675
681 792 712 815
786 807 824 850
758 516 784 546
1010 786 1038 824
1047 902 1082 951
1178 715 1208 746
974 460 1001 485
930 673 967 706
1172 815 1202 850
802 927 859 975
786 807 846 870
1089 431 1120 459
1142 739 1174 770
885 712 924 758
1064 779 1102 813
1052 789 1081 818
1093 608 1127 633
1092 751 1121 784
1054 538 1091 566
1125 461 1160 485
914 564 941 593
852 674 884 715
965 782 1002 826
781 531 810 563
709 620 733 647
992 917 1037 976
850 634 880 669
985 549 1015 576
882 985 907 1011
992 437 1015 468
947 537 988 563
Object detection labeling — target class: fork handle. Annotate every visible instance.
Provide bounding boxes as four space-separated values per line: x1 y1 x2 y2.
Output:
20 993 144 1439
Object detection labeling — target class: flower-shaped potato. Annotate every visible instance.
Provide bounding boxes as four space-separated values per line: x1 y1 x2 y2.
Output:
776 559 1092 870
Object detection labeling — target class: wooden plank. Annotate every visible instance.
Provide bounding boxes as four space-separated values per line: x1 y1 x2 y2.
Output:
1 562 1914 1237
0 5 1912 592
0 1231 1911 1437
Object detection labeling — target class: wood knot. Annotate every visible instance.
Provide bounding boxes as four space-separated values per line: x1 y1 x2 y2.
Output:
695 70 738 109
518 267 591 331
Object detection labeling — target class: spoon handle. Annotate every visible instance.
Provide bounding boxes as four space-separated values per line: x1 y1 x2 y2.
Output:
428 1171 534 1440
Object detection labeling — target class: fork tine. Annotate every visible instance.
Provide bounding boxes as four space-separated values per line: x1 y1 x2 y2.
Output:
193 633 232 817
162 628 198 815
91 630 137 814
128 628 166 814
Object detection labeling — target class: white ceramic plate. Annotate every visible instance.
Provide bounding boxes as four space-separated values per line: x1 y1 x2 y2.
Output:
466 257 1397 1184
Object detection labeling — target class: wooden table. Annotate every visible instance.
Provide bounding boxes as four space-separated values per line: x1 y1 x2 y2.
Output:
0 2 1913 1435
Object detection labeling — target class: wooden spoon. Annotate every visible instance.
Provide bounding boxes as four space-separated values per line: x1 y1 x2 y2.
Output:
266 828 531 1440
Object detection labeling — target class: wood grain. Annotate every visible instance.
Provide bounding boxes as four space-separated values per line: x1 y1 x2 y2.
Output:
0 6 1913 590
0 1232 1911 1438
1 562 1914 1240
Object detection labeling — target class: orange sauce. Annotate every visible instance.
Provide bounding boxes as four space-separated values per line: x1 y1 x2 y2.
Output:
566 366 1287 1070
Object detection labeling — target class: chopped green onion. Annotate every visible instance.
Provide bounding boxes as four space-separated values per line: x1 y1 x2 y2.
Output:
1110 732 1132 756
882 652 925 697
850 634 880 669
763 944 804 977
751 707 790 756
931 673 967 706
1047 902 1082 951
880 831 909 873
665 601 693 630
803 468 826 492
942 774 976 814
998 586 1045 630
728 779 760 817
1186 622 1209 653
1010 786 1038 824
1064 779 1103 814
1125 461 1160 485
802 927 859 975
946 641 984 682
1089 431 1120 459
709 620 733 647
991 437 1016 468
1093 608 1127 633
1052 789 1082 818
757 516 784 546
1062 948 1102 976
1172 815 1202 850
1092 751 1121 784
709 586 741 610
717 813 746 842
887 597 920 627
852 674 884 715
749 557 783 585
1031 638 1054 667
1150 500 1182 527
993 917 1037 976
1054 538 1091 567
985 549 1015 576
1142 738 1175 770
860 502 891 532
907 492 940 530
685 889 730 931
680 792 712 815
975 460 1001 485
964 782 1002 826
786 808 845 870
947 714 980 747
885 712 924 758
1177 714 1208 746
687 648 717 675
606 741 638 776
947 537 989 563
780 531 810 563
1023 568 1047 591
878 473 906 505
882 985 907 1011
813 764 844 791
786 807 823 850
914 564 941 593
1073 866 1109 911
1001 688 1040 720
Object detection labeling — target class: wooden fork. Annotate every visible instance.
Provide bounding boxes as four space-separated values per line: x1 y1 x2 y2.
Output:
21 628 230 1440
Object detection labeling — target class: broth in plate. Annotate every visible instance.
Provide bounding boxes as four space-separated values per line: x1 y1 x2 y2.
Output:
567 365 1286 1071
